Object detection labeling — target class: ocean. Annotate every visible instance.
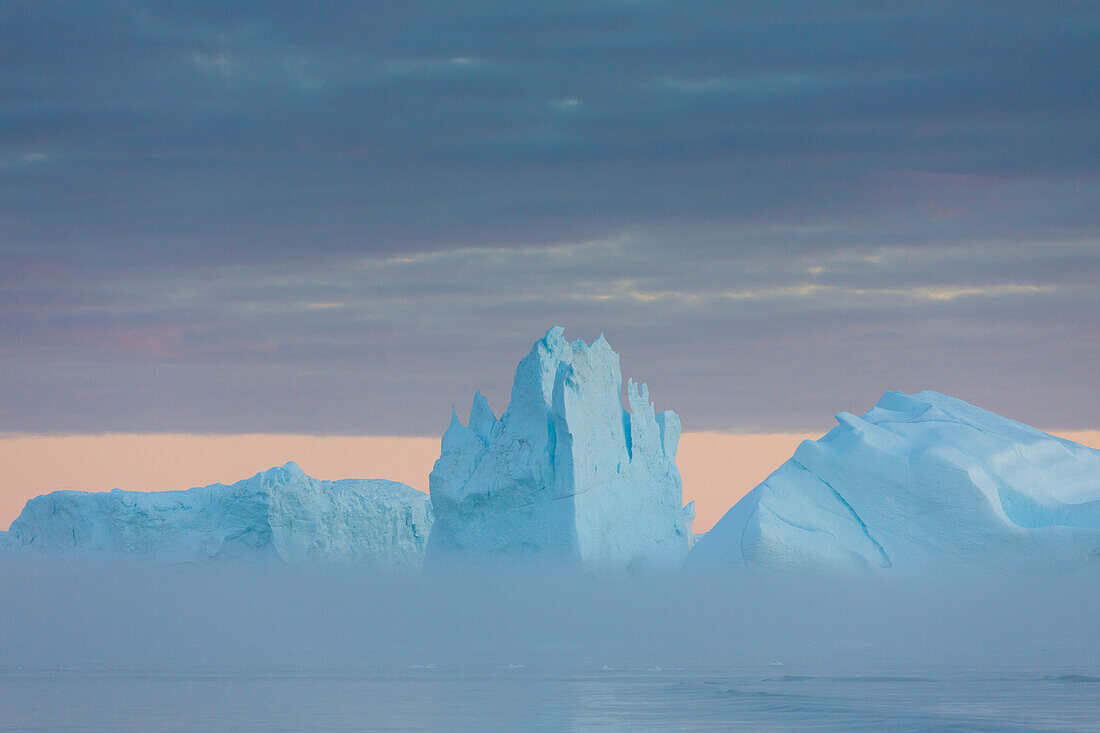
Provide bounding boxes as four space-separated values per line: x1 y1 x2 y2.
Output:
2 665 1098 731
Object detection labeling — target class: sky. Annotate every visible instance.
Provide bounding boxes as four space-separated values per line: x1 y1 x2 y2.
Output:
2 1 1098 438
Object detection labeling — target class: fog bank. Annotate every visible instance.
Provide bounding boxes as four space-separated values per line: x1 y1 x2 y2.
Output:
2 561 1096 675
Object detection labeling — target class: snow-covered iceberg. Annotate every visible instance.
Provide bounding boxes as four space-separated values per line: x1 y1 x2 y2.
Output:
426 327 694 570
689 391 1100 574
1 462 433 569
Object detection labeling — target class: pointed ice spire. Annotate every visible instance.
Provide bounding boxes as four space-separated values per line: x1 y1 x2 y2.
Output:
469 391 500 443
440 407 471 453
655 410 681 459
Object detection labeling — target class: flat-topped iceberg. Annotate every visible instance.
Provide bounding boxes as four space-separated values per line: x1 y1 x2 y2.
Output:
426 327 694 570
689 391 1100 574
2 462 433 569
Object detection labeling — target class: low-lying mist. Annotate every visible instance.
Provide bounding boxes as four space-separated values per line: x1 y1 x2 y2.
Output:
2 560 1097 675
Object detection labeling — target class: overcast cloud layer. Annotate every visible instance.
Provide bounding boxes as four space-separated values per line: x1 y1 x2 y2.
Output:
2 1 1098 434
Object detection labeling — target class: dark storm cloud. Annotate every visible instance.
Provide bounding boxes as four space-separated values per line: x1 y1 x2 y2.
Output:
1 1 1097 433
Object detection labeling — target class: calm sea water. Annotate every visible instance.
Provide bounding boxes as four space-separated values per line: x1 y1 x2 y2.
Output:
2 666 1098 731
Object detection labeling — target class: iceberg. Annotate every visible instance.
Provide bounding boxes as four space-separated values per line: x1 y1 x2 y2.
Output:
1 462 433 569
426 327 694 570
689 391 1100 573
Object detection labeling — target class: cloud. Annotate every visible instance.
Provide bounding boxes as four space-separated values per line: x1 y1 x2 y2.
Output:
0 1 1097 433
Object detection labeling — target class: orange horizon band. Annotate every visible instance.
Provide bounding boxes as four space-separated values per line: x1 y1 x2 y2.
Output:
2 430 1098 534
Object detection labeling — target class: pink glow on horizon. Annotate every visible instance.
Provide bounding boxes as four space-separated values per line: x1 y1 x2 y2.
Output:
2 431 1098 535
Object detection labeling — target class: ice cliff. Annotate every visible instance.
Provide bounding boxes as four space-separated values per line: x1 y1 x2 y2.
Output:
1 462 433 569
426 327 694 570
689 390 1100 574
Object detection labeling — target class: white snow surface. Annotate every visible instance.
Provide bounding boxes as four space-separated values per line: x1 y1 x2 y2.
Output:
1 462 433 569
689 390 1100 574
426 327 694 570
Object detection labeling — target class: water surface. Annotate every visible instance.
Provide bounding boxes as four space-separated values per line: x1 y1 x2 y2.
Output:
3 665 1097 731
